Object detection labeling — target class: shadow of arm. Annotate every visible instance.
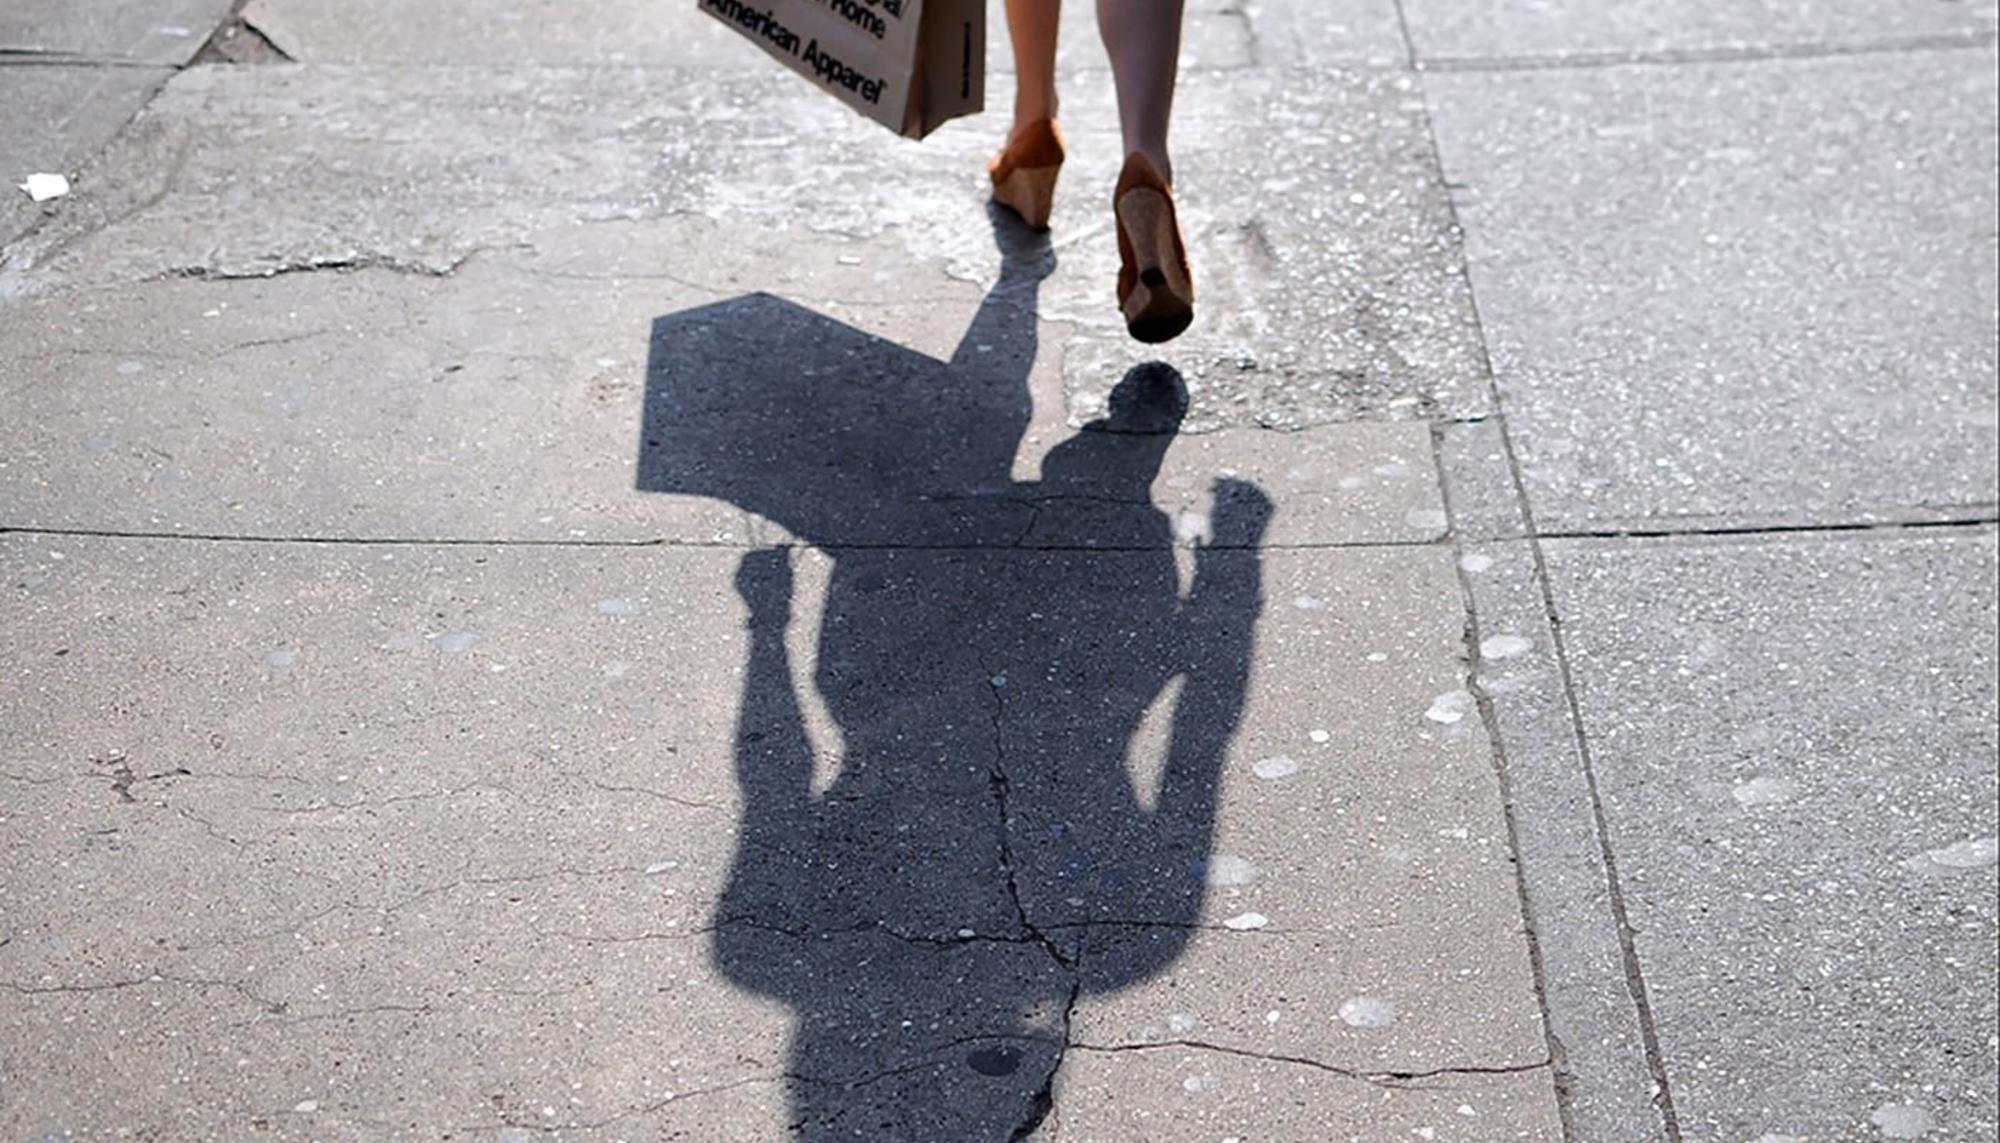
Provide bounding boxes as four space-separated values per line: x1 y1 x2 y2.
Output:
1087 483 1271 994
732 549 813 812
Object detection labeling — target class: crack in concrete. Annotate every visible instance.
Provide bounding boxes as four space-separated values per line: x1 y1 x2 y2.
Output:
707 912 1040 951
585 777 720 811
253 776 522 816
975 656 1082 1143
1070 1038 1552 1091
228 1001 435 1030
459 1072 789 1134
3 972 285 1013
159 253 470 282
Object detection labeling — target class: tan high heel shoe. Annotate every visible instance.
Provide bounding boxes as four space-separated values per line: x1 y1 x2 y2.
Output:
1114 153 1194 345
989 119 1066 231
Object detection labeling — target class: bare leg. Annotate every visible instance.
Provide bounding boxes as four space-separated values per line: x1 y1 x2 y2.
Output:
1005 0 1062 133
1096 0 1183 184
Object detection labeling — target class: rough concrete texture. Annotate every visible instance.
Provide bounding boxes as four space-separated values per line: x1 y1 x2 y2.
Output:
7 0 1998 1138
0 65 175 247
1428 48 2000 534
0 61 1489 429
1048 1049 1558 1142
0 0 236 64
237 0 1411 71
1453 537 1668 1142
1545 529 2000 1141
1241 0 1410 68
1402 0 1998 63
0 219 1445 547
1 532 1557 1139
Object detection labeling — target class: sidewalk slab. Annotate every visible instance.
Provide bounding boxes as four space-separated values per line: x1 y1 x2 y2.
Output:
0 65 173 248
1455 535 1670 1142
1 60 1489 429
0 530 1552 1139
1426 49 1999 534
243 0 1261 71
0 0 233 64
1543 528 2000 1142
0 219 1442 547
1241 0 1409 68
1048 1049 1557 1142
1401 0 1997 64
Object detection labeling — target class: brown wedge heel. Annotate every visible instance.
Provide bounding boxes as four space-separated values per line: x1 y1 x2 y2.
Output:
1114 153 1194 344
988 119 1066 231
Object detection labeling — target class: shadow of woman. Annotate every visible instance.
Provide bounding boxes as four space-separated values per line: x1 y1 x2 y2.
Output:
639 211 1271 1140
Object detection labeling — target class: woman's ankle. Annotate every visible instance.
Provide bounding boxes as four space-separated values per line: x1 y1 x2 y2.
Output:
1013 97 1059 134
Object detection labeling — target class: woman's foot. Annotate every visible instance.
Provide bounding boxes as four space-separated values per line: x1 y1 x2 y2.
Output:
989 119 1067 231
1113 152 1194 344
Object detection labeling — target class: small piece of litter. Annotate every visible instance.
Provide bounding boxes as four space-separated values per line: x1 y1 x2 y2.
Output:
1181 1074 1219 1094
1252 756 1299 780
293 1101 318 1113
430 631 480 655
1308 728 1331 744
1870 1103 1936 1139
1203 854 1259 887
1460 553 1495 574
1425 690 1476 724
1337 996 1396 1028
20 173 69 202
1480 634 1533 660
1730 777 1797 808
644 862 678 876
1917 837 1999 870
956 928 977 939
1223 912 1269 931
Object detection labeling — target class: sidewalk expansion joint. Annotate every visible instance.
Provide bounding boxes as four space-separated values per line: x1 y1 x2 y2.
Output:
1414 29 1998 75
0 525 1448 556
1536 513 1999 544
1407 41 1683 1136
1069 1039 1552 1091
0 52 178 69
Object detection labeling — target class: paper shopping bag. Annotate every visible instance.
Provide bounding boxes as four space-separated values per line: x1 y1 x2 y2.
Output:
699 0 984 140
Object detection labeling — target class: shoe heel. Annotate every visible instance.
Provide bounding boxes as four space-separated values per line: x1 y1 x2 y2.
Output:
1116 187 1194 344
994 164 1059 230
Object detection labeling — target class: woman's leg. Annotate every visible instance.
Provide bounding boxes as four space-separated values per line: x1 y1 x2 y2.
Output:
1005 0 1062 132
1096 0 1184 183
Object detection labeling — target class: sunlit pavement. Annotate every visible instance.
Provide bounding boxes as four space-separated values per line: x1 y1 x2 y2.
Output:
2 3 1994 1140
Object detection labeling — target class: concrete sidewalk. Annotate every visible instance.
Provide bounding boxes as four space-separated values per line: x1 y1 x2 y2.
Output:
2 2 1995 1141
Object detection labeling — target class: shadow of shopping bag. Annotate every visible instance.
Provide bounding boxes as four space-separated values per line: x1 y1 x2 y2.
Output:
635 292 1034 546
697 0 984 139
